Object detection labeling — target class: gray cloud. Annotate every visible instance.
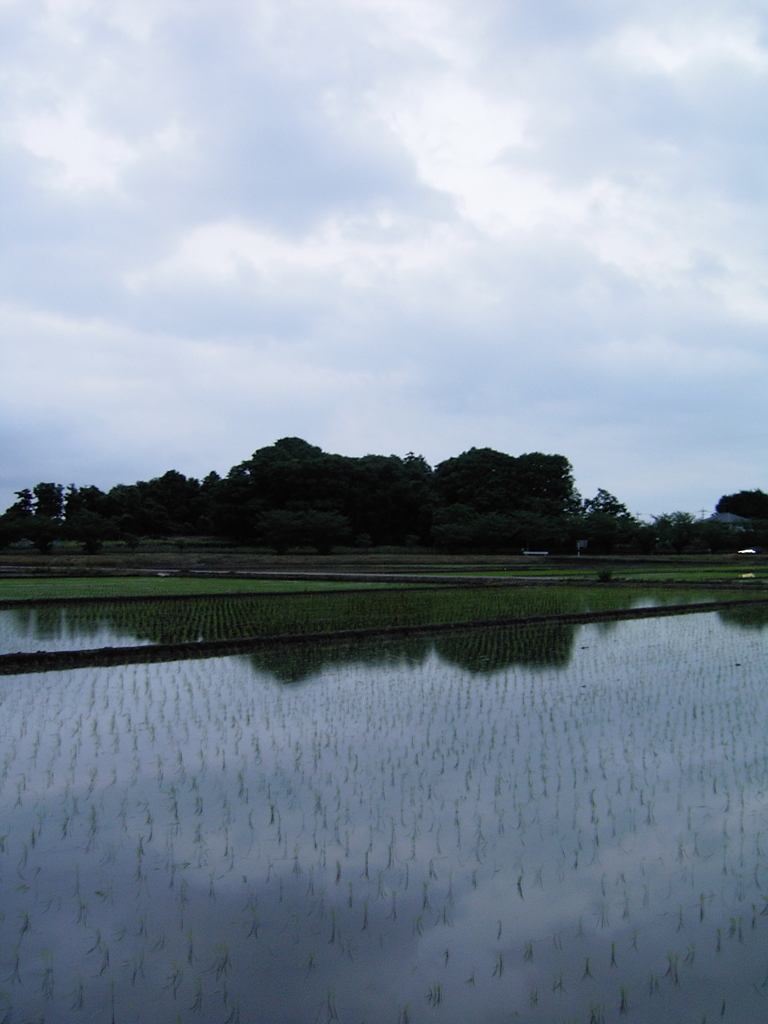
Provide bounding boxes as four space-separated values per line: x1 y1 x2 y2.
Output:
1 0 767 515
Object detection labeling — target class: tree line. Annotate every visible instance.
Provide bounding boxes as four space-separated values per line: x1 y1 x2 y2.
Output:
1 437 765 555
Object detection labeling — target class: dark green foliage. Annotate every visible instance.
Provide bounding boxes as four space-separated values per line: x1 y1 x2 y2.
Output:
654 512 698 554
213 439 434 547
582 488 632 518
0 487 64 551
696 518 738 554
10 488 35 516
32 482 64 520
632 522 658 554
0 488 41 548
65 509 114 553
430 505 563 553
432 447 518 512
716 489 768 519
64 483 110 519
258 509 351 555
577 513 630 554
0 438 660 554
430 505 507 552
572 490 638 555
26 516 60 554
0 516 20 550
432 447 578 518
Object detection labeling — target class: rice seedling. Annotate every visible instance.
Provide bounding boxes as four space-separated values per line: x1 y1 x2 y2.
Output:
2 584 752 660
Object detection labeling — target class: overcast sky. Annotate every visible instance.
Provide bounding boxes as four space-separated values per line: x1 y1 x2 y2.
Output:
1 0 766 518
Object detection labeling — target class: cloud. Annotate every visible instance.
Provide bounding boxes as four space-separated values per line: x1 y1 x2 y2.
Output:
1 0 767 514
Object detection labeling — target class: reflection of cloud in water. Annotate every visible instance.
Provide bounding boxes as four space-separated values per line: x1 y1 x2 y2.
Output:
0 605 155 653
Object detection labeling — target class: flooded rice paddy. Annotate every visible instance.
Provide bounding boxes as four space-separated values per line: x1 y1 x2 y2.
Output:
2 608 768 1022
0 586 749 655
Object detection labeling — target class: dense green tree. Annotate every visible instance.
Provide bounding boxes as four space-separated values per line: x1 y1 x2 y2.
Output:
632 522 658 554
716 489 768 520
514 453 580 516
0 485 65 550
258 509 351 554
582 488 632 519
654 511 698 554
346 453 434 546
64 509 116 553
2 439 644 555
64 484 110 520
134 471 211 533
103 484 172 537
214 439 433 549
0 491 34 548
231 438 349 513
0 517 19 550
214 438 351 544
10 489 35 517
737 519 768 552
26 516 60 554
431 505 566 553
32 483 64 520
432 448 519 513
577 489 637 554
433 447 578 518
695 518 739 554
431 505 506 552
507 511 566 551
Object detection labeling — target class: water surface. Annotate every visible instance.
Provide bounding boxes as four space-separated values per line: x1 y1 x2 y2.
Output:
1 611 768 1022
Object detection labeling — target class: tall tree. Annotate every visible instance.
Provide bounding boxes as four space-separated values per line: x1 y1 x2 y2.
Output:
716 489 768 519
433 447 578 518
32 483 64 520
654 511 697 554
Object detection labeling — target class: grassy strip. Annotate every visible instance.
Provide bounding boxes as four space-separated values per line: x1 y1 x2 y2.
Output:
0 583 463 611
0 576 395 602
3 597 768 675
2 570 766 604
441 567 768 582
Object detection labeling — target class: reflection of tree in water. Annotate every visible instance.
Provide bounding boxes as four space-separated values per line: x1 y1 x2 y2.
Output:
8 591 764 678
249 623 575 683
247 634 433 684
434 623 574 672
716 603 768 631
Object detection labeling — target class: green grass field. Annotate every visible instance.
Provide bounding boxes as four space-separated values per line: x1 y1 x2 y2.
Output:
0 577 392 602
1 551 766 603
444 565 768 582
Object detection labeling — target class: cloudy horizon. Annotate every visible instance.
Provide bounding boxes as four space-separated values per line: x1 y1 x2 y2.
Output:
2 0 767 519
